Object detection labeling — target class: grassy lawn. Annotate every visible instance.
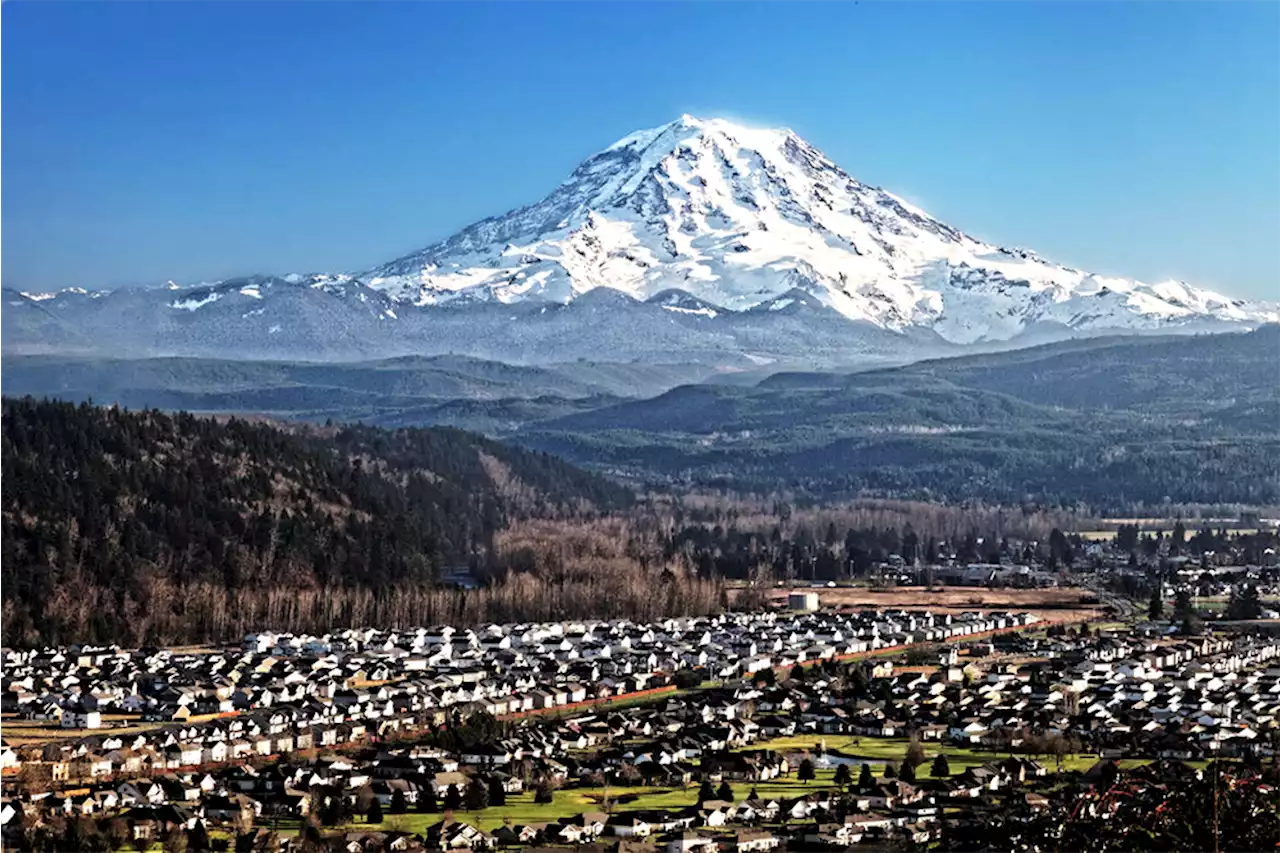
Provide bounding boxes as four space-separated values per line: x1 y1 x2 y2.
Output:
367 790 599 831
256 727 1193 838
269 740 1203 838
302 741 1110 838
614 770 841 813
318 772 851 834
314 737 1110 836
742 734 1106 775
1191 597 1280 612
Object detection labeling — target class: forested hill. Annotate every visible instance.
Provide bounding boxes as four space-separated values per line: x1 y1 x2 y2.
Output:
0 397 632 646
522 326 1280 507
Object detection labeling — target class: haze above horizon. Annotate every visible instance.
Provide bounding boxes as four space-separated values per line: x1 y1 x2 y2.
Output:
3 1 1277 301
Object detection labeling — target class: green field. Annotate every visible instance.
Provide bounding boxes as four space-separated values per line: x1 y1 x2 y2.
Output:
1189 596 1280 612
741 734 1102 774
277 772 850 835
297 732 1135 835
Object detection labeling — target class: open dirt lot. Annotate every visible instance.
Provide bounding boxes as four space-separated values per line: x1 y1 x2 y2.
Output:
0 715 169 746
758 586 1103 625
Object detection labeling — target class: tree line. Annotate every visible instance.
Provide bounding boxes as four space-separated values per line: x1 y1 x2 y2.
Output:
0 397 633 646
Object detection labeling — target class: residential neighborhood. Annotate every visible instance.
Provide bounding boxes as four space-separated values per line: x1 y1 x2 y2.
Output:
3 605 1279 850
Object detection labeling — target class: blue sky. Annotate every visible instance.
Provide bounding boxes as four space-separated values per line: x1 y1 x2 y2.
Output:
4 1 1277 300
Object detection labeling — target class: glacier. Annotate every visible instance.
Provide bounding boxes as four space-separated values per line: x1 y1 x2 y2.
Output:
363 114 1277 344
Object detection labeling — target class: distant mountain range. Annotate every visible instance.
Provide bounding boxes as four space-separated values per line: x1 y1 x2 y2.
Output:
8 327 1278 508
517 325 1280 507
5 115 1275 371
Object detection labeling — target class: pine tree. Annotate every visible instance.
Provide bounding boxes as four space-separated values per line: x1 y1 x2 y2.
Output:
834 763 851 790
697 779 716 803
716 781 733 802
883 762 897 779
444 784 462 811
858 763 874 790
366 798 383 825
418 787 438 813
797 759 815 783
187 822 211 852
318 793 342 826
390 790 408 815
1048 528 1074 568
1174 589 1201 634
488 776 507 807
1148 587 1164 620
931 754 950 778
1098 761 1120 790
465 780 489 811
1243 584 1263 620
899 761 916 783
1227 584 1263 620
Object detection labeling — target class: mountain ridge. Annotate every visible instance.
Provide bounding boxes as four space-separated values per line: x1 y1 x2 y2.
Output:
6 116 1275 368
513 325 1280 507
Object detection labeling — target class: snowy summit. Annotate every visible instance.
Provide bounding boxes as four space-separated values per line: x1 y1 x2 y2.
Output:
365 114 1275 344
8 116 1275 364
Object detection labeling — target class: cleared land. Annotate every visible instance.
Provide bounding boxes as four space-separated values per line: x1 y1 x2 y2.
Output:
760 587 1102 625
0 712 172 742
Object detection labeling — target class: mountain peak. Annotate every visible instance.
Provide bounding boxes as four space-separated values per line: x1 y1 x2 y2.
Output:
354 118 1278 342
604 114 795 160
13 117 1276 365
364 115 975 318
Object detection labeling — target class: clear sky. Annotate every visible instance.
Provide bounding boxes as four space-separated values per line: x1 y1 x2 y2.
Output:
3 1 1278 300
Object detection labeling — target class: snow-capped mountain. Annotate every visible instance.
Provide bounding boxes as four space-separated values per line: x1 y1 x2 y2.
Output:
5 115 1274 369
364 114 1276 344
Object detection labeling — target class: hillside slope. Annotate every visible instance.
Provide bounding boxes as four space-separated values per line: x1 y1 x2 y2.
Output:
871 325 1280 414
518 327 1280 507
0 397 631 645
